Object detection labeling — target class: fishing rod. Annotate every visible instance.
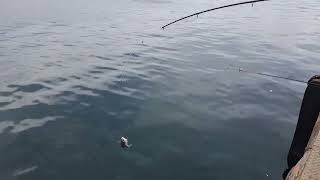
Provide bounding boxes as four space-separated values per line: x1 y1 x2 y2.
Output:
162 0 270 29
237 68 308 84
161 0 308 84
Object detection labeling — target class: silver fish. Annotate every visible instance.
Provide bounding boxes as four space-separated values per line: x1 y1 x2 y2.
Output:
120 137 132 148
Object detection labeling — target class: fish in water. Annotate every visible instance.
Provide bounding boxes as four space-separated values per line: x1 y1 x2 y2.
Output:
120 137 132 148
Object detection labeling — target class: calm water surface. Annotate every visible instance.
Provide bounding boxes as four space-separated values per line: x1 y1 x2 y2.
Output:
0 0 319 179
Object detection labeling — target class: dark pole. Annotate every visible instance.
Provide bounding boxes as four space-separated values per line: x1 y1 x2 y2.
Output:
283 76 320 179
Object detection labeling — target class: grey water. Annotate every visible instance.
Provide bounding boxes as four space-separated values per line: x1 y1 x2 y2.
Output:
0 0 319 179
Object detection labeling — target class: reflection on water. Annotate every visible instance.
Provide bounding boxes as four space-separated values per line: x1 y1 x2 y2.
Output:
0 0 319 179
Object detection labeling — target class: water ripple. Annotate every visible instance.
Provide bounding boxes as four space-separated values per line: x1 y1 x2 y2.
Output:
0 0 319 179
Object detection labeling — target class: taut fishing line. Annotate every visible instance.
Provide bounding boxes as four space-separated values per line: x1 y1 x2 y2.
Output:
236 68 308 84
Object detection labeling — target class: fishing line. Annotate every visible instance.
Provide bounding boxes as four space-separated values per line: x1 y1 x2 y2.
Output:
236 68 308 84
162 0 270 29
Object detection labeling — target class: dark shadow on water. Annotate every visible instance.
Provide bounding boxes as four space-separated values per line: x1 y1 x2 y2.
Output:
8 84 50 93
0 84 50 97
123 53 141 58
89 55 113 61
